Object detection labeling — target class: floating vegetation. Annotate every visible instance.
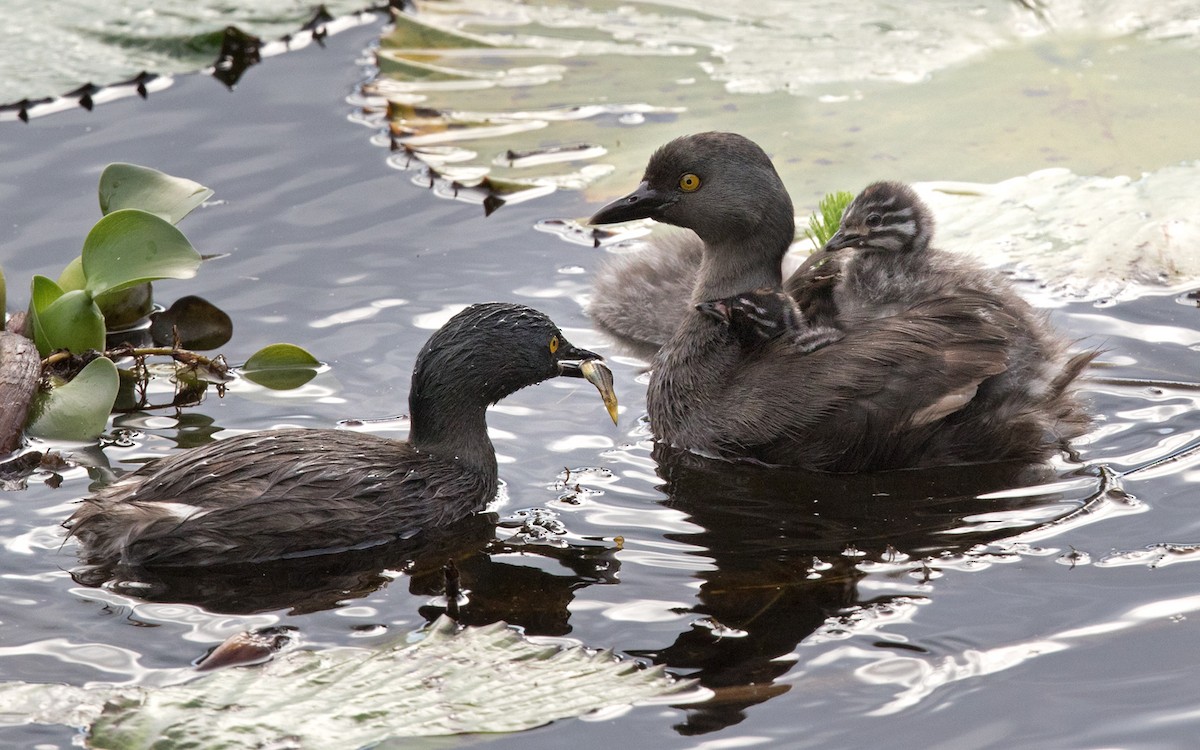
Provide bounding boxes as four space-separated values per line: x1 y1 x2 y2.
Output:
0 4 378 120
0 616 700 746
359 7 685 214
0 164 318 451
920 163 1200 300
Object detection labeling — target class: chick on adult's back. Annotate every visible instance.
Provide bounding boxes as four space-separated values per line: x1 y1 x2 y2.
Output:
588 132 1092 470
788 181 1097 457
66 303 618 570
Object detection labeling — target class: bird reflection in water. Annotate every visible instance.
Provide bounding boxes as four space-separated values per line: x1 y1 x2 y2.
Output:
638 443 1104 735
76 510 620 637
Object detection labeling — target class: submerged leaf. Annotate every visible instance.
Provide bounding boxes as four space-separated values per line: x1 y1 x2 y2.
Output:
25 356 119 441
96 283 155 330
82 209 202 297
240 343 320 390
149 295 233 350
98 163 213 224
0 616 696 746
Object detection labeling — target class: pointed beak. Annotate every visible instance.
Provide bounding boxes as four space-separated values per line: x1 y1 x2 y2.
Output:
557 345 619 424
589 181 676 225
695 299 731 325
823 227 861 252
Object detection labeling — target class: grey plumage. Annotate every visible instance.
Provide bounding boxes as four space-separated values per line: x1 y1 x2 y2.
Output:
790 180 1097 457
589 132 1094 470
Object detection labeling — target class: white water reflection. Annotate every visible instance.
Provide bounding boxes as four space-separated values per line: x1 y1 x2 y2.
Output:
818 591 1200 717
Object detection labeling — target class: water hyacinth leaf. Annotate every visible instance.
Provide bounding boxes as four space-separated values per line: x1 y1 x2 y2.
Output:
56 255 86 292
98 163 214 224
29 274 65 311
25 356 119 441
61 254 157 329
32 288 105 357
25 275 64 355
82 209 202 297
240 343 320 390
97 283 155 330
0 616 696 746
149 295 233 350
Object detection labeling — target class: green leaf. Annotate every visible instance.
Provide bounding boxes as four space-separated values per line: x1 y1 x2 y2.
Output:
25 276 58 356
0 616 696 746
63 258 156 329
241 343 321 390
81 209 202 297
32 289 106 356
29 274 65 310
25 356 119 441
98 163 213 224
56 255 86 292
803 190 855 247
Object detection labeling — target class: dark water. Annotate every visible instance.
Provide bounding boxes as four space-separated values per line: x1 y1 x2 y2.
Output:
2 15 1200 750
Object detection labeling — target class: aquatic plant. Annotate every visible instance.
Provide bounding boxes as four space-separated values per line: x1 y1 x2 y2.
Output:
803 190 855 247
1 164 317 447
0 615 698 745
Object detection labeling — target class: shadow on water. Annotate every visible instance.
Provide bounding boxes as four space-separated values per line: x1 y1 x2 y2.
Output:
640 443 1102 734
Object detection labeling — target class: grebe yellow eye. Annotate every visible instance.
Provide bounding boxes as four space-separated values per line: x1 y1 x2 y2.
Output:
679 173 701 192
549 335 560 354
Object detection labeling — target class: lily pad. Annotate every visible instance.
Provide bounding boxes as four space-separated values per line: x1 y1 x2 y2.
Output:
0 616 696 746
98 163 213 224
380 12 494 51
81 209 202 297
149 295 233 350
25 356 119 441
240 343 321 390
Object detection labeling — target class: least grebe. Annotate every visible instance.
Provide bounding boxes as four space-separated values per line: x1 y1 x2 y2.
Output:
696 287 842 353
65 303 618 569
589 132 1092 470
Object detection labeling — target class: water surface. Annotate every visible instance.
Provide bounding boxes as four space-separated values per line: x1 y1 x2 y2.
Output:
1 4 1199 748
